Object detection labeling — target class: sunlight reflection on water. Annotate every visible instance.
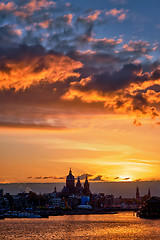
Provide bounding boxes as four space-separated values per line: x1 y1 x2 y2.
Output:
0 212 160 239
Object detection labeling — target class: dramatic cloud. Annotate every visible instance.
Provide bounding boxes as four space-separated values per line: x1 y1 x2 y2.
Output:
0 0 160 128
62 61 160 121
0 44 82 91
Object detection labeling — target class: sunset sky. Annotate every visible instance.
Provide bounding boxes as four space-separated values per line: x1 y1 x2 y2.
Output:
0 0 160 184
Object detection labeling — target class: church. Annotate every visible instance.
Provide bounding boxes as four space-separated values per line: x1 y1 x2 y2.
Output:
61 169 91 196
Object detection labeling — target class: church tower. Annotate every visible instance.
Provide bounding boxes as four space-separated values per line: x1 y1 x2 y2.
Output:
83 175 90 195
54 186 57 193
148 188 151 198
76 176 82 188
66 168 75 194
136 187 140 199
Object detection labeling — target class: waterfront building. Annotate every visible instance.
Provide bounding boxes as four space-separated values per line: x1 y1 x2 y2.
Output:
137 196 160 218
51 197 61 208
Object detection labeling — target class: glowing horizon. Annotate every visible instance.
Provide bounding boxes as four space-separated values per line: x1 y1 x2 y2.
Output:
0 0 160 184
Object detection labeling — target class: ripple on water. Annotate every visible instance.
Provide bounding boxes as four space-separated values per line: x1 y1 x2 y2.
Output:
0 212 160 240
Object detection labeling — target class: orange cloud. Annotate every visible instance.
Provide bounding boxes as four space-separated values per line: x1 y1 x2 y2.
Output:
83 10 101 22
107 8 123 16
0 52 82 91
62 88 107 103
106 8 127 21
122 40 149 52
63 14 73 25
39 20 51 29
15 0 56 18
0 2 16 11
92 37 122 46
118 13 126 21
22 0 55 13
62 71 160 121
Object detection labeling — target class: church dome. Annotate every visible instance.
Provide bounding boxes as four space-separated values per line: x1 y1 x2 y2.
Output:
66 168 74 180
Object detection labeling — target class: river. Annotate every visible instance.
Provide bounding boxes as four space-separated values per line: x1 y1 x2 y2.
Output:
0 212 160 239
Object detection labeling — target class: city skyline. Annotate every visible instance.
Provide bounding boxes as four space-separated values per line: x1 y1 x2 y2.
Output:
0 0 160 184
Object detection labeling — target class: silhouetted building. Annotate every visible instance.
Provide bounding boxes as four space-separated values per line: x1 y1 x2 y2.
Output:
83 176 91 196
136 187 140 199
137 196 160 218
54 186 57 194
66 168 75 193
75 176 83 196
76 176 81 188
148 189 151 198
61 169 91 197
61 168 75 196
0 189 3 197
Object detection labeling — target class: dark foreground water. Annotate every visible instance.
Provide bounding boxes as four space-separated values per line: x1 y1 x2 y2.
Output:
0 212 160 240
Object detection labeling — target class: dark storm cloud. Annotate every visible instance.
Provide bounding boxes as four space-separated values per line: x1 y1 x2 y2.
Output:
0 44 45 63
73 63 142 92
68 51 121 76
0 25 21 46
142 59 160 73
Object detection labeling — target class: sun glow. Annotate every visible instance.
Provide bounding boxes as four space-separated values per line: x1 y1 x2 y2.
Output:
117 176 133 182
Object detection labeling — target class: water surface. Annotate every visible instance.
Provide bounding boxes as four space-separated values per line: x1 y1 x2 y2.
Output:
0 212 160 239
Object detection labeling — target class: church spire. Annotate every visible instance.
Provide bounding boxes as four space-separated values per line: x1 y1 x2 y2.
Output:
136 187 139 199
148 188 151 198
54 186 57 193
83 175 90 195
76 176 81 188
69 168 72 175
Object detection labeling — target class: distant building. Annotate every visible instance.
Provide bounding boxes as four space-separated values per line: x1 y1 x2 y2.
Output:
66 168 75 194
0 189 3 196
136 187 140 199
148 189 151 198
83 176 91 196
136 187 152 201
137 196 160 218
61 169 91 197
